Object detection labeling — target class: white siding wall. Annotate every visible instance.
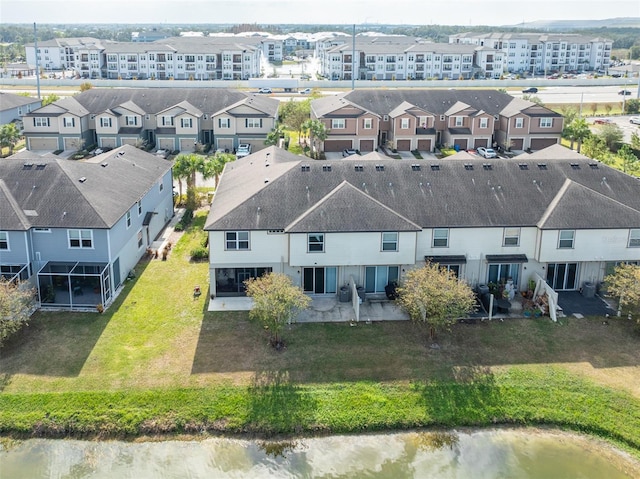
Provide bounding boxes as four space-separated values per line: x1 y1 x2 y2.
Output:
537 229 638 263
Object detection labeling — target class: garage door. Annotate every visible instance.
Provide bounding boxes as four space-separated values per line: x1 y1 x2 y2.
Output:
359 139 374 152
29 137 59 150
157 138 175 151
474 138 489 148
324 140 353 152
179 138 196 151
244 140 265 152
510 138 524 150
396 139 411 151
100 137 117 148
121 137 138 146
417 139 432 152
530 138 558 150
63 137 80 150
453 138 468 150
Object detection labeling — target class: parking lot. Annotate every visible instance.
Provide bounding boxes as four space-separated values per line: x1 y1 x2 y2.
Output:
588 115 640 143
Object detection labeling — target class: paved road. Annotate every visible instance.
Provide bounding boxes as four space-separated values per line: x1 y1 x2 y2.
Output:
511 84 640 104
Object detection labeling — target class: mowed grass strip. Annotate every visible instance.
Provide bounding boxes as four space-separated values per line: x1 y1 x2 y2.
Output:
0 211 639 453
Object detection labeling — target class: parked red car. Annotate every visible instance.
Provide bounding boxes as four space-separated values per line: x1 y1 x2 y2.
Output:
593 118 612 125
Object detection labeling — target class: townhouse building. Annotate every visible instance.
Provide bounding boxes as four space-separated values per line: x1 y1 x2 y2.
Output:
22 88 279 153
0 92 42 131
449 32 613 74
311 89 563 153
321 36 494 80
0 145 174 310
205 145 640 303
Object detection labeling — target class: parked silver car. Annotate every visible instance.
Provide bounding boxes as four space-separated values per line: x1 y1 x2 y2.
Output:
477 147 497 158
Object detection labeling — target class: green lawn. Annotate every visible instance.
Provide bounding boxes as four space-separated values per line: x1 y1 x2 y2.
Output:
1 211 639 454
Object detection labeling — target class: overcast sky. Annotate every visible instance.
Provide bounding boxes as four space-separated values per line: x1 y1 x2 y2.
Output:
2 0 639 25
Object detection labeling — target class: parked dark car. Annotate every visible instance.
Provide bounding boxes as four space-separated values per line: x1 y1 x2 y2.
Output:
342 148 358 157
618 89 631 96
522 87 538 94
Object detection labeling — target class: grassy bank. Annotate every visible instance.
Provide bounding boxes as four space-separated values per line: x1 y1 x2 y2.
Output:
1 212 639 455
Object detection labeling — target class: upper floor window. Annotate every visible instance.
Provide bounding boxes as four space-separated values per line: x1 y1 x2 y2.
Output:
225 231 249 250
479 117 488 129
33 117 50 127
180 118 193 128
218 117 231 128
137 230 143 248
63 117 75 127
0 231 8 250
454 116 464 127
68 229 93 249
363 118 372 129
558 230 575 249
100 117 112 128
162 116 174 126
246 118 262 128
125 115 138 126
515 117 524 128
137 200 142 216
503 227 521 246
540 118 553 128
331 119 345 129
433 228 449 248
126 211 131 228
382 232 398 252
400 118 410 129
308 233 324 252
629 229 640 247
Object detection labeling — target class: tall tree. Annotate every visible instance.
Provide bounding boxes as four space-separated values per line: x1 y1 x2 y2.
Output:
597 123 624 151
41 94 60 106
570 118 591 153
244 272 310 349
279 99 310 143
0 123 21 156
616 144 640 175
204 152 235 189
0 279 36 349
605 263 640 318
396 262 476 342
302 119 328 159
581 136 610 161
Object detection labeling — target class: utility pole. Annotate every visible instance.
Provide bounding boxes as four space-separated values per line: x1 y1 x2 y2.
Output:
352 24 356 91
34 22 41 99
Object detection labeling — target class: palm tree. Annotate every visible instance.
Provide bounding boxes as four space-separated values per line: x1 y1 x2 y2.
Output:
302 119 328 159
0 123 21 156
172 154 191 200
203 152 234 189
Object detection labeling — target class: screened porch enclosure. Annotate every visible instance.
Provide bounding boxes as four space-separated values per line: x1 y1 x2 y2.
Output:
37 261 111 309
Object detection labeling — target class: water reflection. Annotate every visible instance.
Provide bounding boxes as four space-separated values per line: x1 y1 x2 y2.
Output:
1 429 637 479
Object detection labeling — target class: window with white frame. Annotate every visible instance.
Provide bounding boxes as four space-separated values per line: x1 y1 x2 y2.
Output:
137 200 142 215
382 232 398 251
515 117 524 128
433 228 449 247
363 118 372 129
218 117 231 128
225 231 249 250
125 115 138 126
137 230 143 248
383 115 389 121
126 211 131 228
180 117 192 128
629 229 640 247
63 117 75 127
558 230 575 248
331 119 345 129
162 116 174 126
0 231 8 250
308 233 325 252
503 227 521 246
100 117 112 128
68 229 93 248
454 116 464 127
540 117 553 128
479 117 488 128
400 118 410 129
246 118 262 128
34 117 50 127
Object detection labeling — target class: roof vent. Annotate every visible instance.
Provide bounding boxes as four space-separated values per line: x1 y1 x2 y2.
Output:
375 164 384 171
570 163 580 169
464 163 473 170
482 163 493 170
355 165 364 172
36 164 46 170
537 163 547 170
264 178 269 183
79 177 87 183
118 151 125 156
101 162 108 168
411 164 421 171
589 163 599 169
322 165 332 172
430 164 440 171
301 165 310 172
23 163 33 170
518 163 529 170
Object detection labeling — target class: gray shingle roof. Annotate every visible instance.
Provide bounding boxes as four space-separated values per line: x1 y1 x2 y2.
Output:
0 145 171 230
205 146 640 232
0 92 41 112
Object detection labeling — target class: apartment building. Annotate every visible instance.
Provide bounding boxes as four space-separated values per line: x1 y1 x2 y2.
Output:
449 32 613 74
25 37 107 77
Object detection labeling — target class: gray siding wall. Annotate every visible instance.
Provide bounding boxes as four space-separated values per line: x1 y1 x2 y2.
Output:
31 228 110 262
0 231 30 264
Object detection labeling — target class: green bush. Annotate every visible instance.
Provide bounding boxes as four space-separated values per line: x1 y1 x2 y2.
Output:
190 246 208 261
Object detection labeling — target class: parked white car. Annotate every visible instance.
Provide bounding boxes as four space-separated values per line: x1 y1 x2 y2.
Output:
630 116 640 125
477 147 497 158
236 144 252 158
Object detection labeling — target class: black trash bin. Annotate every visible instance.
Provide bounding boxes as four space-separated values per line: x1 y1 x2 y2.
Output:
356 287 366 302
